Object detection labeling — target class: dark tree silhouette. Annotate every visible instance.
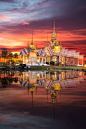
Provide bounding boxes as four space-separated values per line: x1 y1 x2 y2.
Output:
1 48 8 63
14 53 18 59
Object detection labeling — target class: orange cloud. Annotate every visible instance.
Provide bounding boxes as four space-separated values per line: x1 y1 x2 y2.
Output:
22 22 30 25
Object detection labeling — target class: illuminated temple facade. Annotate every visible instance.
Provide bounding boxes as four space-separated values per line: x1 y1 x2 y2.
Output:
20 20 84 66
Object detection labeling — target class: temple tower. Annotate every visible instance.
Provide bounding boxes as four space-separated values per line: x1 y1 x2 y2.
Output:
50 18 59 47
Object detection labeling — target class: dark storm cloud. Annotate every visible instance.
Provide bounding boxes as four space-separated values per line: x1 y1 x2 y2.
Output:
0 0 86 32
0 0 15 2
3 18 86 35
49 0 86 31
57 10 86 31
0 15 86 37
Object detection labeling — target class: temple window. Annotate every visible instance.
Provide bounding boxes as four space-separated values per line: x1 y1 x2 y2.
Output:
37 59 39 63
55 57 57 61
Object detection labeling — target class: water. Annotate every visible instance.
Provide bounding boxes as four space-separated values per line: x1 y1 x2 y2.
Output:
0 70 86 129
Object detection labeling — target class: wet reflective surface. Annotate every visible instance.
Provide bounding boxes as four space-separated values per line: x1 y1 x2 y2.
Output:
0 70 86 129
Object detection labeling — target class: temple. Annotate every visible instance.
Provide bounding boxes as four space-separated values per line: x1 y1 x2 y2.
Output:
20 19 84 66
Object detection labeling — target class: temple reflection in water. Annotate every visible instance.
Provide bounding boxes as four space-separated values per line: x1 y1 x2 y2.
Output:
0 70 84 92
19 71 84 89
18 70 84 118
18 71 84 105
0 70 85 118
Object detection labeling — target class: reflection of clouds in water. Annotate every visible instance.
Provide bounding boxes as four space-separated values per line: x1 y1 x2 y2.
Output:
0 71 86 129
22 111 30 114
0 112 51 129
0 114 11 122
0 71 85 108
0 90 24 98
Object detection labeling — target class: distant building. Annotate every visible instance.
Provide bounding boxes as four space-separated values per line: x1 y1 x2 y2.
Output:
20 19 84 66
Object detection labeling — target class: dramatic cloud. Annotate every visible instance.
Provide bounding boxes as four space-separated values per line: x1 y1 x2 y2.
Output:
0 0 86 59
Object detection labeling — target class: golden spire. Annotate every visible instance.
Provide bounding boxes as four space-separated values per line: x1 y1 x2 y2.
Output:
53 17 55 33
56 33 59 44
47 90 48 103
28 39 29 47
31 91 33 107
31 29 33 45
46 34 48 46
60 35 61 46
36 41 38 49
27 39 30 50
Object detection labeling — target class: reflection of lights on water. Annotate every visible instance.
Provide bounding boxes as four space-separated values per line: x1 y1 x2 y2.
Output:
31 75 35 79
37 59 39 63
79 71 83 76
37 73 39 77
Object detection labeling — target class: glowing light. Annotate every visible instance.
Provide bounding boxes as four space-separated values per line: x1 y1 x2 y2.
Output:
84 64 86 67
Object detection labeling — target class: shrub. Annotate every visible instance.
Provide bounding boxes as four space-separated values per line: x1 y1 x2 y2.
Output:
46 62 49 64
56 62 61 66
50 61 54 65
84 60 86 64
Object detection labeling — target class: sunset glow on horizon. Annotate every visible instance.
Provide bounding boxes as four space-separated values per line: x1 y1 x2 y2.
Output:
0 0 86 60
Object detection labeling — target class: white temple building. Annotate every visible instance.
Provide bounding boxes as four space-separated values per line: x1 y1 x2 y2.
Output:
20 19 84 66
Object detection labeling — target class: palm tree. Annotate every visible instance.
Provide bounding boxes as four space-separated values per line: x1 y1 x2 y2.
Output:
1 48 8 63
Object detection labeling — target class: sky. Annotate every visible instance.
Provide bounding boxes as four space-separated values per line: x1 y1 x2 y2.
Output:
0 0 86 59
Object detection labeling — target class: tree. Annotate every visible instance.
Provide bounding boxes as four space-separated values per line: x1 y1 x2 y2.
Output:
56 62 61 66
50 61 54 65
1 48 8 63
0 54 1 62
14 77 18 83
46 62 49 64
14 53 18 59
8 51 13 65
8 51 13 59
84 60 86 64
14 53 19 64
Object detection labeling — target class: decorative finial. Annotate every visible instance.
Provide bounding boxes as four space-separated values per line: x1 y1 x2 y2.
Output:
60 35 61 46
53 17 55 33
27 39 30 50
28 39 29 47
56 33 59 44
36 41 38 49
31 29 33 45
47 34 48 46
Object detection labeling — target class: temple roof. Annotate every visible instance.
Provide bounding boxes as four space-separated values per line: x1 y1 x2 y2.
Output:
20 50 25 55
24 47 28 54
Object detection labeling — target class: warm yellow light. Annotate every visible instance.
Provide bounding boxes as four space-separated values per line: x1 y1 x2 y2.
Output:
45 86 48 89
54 83 61 91
54 46 61 53
34 84 38 87
30 87 36 92
37 59 39 63
55 58 56 61
84 64 86 67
